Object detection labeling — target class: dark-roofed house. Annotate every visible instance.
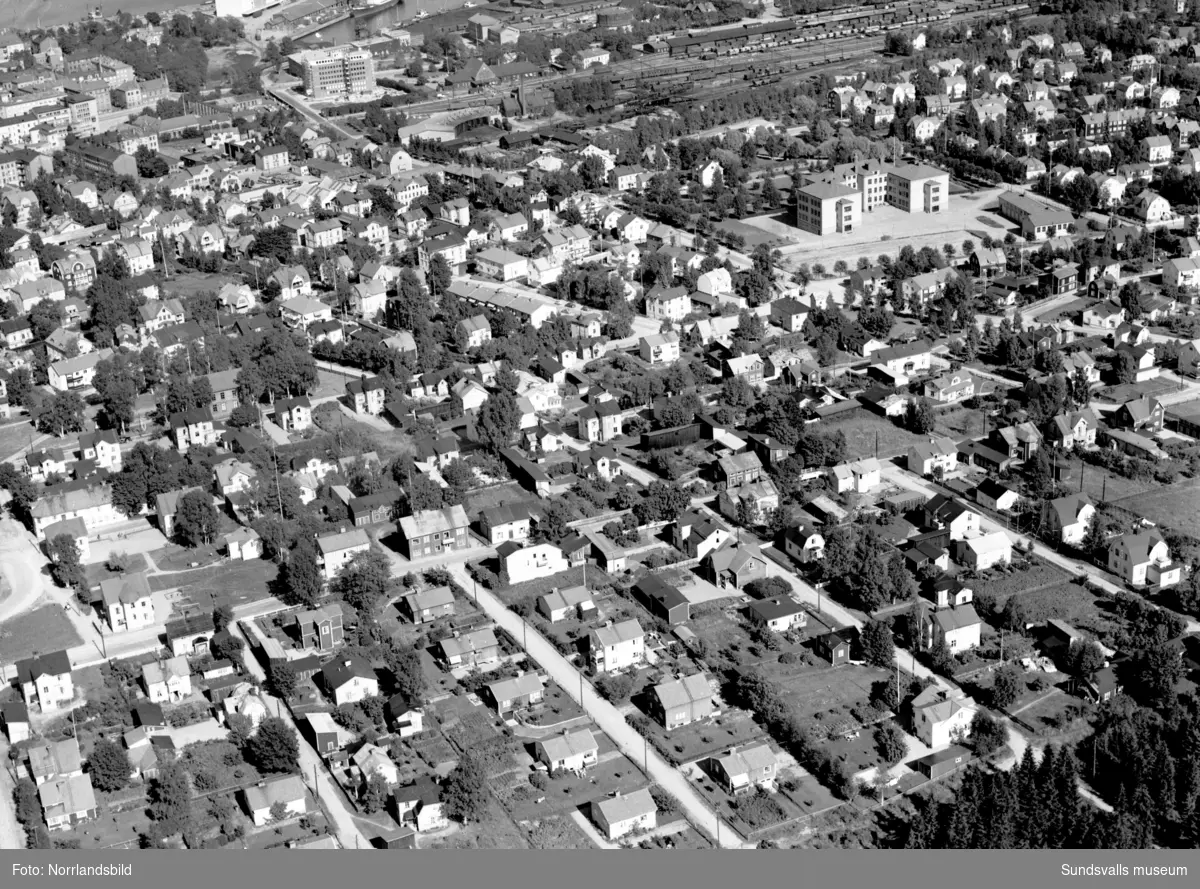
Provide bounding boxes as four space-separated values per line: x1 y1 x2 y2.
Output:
479 503 532 544
320 655 379 707
165 612 216 657
912 745 972 780
169 407 217 452
484 672 544 715
392 777 448 833
16 650 74 711
633 575 690 625
673 510 731 560
386 693 425 738
814 630 852 665
747 596 807 633
648 672 713 730
710 743 778 794
1 701 30 743
1081 667 1122 703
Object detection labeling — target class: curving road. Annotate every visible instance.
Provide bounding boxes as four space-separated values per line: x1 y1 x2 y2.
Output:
437 561 752 848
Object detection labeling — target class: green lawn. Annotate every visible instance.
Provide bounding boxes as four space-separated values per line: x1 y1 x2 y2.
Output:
0 605 83 663
148 559 279 612
1113 478 1200 535
822 413 927 460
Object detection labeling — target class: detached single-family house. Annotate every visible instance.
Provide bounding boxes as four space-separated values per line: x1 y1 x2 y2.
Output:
710 744 777 795
592 788 656 841
648 672 713 730
536 728 598 772
911 686 977 748
320 655 379 706
485 672 544 715
244 775 306 827
588 619 645 673
1108 531 1181 588
142 656 192 703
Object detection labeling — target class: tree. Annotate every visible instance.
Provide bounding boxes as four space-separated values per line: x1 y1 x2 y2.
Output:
247 716 300 773
905 398 936 434
990 665 1023 710
969 711 1008 757
362 771 390 813
335 548 392 613
444 751 488 823
384 642 427 703
174 489 219 547
859 619 895 669
226 713 255 749
88 738 132 792
35 390 85 436
268 800 290 824
874 722 908 765
476 390 520 453
426 254 452 299
1068 640 1106 677
281 541 322 607
269 662 297 700
149 762 193 834
1115 349 1139 384
46 534 86 600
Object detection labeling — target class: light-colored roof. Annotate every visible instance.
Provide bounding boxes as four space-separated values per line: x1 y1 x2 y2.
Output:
652 672 711 710
590 619 643 648
315 528 370 555
715 743 777 777
244 775 306 812
595 787 656 824
538 728 597 763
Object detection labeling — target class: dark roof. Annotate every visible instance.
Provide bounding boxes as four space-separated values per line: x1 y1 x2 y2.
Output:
749 595 805 621
321 655 375 689
634 574 689 611
15 650 72 683
1 701 29 724
132 702 166 727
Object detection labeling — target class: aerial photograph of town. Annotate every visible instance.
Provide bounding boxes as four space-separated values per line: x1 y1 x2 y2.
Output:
0 0 1196 866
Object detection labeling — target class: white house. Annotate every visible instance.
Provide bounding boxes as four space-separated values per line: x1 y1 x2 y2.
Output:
911 686 977 748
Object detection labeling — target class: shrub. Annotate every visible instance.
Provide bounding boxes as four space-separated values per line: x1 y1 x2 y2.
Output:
529 772 548 790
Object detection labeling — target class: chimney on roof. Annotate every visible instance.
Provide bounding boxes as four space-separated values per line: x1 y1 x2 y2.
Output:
343 660 351 668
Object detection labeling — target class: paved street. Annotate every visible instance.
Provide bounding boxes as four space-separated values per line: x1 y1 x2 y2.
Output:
879 463 1200 635
432 559 752 848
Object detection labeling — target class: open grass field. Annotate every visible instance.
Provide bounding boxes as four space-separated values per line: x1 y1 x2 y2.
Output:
84 553 151 587
1068 458 1160 504
422 796 531 849
772 663 887 739
0 418 35 461
148 559 279 612
934 405 988 440
463 483 533 517
1113 478 1200 533
0 604 83 664
523 813 595 849
821 412 927 461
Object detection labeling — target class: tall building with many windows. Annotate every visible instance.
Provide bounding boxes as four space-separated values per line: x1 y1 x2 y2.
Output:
299 47 376 100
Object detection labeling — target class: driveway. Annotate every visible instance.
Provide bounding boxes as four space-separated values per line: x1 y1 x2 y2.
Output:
437 561 752 848
169 718 231 748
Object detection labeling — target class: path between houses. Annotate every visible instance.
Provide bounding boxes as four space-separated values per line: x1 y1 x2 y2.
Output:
569 808 618 849
437 560 753 848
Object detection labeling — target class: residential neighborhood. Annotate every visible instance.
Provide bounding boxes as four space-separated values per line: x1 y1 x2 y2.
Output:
0 0 1197 860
